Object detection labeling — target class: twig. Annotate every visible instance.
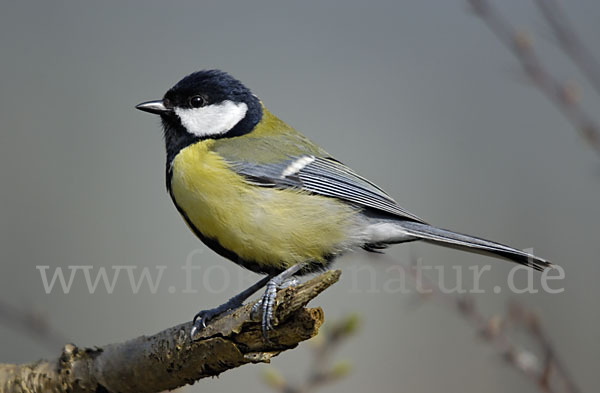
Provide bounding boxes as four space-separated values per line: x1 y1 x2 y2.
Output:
263 314 358 393
467 0 600 155
365 250 580 393
406 259 580 393
507 302 581 393
534 0 600 97
0 299 66 350
0 270 341 393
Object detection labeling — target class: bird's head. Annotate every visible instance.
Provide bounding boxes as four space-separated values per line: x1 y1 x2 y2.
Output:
136 70 263 160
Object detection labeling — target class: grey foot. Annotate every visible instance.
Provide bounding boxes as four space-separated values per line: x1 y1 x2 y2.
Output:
251 264 305 341
191 304 234 337
190 275 271 339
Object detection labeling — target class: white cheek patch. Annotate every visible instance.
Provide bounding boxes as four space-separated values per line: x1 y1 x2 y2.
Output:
175 100 248 138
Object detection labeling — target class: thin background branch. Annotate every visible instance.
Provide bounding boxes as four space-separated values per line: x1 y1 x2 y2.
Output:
366 250 581 393
467 0 600 155
533 0 600 97
263 314 359 393
0 299 66 350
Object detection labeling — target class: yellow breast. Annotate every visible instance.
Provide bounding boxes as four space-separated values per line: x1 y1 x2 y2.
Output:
169 140 360 271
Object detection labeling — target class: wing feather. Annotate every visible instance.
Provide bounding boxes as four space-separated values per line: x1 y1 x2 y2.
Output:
230 155 425 223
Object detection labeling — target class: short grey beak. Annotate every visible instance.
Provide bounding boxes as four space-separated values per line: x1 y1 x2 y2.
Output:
135 100 172 115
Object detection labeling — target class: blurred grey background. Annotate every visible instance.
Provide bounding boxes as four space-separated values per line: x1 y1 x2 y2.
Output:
1 0 599 392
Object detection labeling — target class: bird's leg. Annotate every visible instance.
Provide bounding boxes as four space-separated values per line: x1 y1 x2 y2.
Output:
249 276 299 313
250 263 306 341
190 275 272 338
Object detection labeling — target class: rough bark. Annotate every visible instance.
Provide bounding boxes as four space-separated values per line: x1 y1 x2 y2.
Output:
0 270 341 393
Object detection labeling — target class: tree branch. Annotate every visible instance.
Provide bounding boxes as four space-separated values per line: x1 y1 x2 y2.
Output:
0 270 341 393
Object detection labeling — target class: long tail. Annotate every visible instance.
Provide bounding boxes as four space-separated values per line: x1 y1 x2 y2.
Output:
396 221 551 271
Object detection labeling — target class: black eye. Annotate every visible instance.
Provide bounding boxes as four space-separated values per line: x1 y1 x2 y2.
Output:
190 95 208 108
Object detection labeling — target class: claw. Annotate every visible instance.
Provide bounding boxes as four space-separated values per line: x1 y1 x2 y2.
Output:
190 311 211 339
190 324 198 339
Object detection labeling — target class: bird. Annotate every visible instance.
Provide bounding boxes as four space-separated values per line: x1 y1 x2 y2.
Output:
136 70 551 339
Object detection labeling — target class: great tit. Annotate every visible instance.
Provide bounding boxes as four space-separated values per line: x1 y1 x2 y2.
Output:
136 70 550 338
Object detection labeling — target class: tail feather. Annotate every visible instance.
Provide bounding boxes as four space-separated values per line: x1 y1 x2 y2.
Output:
397 221 551 271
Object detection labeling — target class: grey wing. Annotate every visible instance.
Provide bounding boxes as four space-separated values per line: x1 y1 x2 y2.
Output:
230 155 426 223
